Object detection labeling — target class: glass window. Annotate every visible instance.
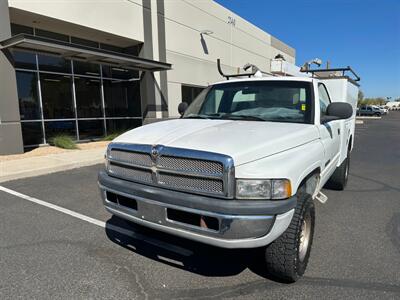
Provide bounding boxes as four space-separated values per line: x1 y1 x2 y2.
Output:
35 29 69 42
38 54 71 73
21 122 44 146
101 66 139 79
74 77 102 118
182 85 205 105
12 50 36 70
103 80 141 117
71 37 99 48
106 119 142 134
100 43 124 53
73 60 100 76
16 71 41 120
318 84 331 118
45 121 76 141
11 23 34 36
183 81 313 124
41 73 74 119
78 120 104 140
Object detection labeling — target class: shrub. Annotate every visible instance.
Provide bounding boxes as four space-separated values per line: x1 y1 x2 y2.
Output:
50 135 78 149
102 132 121 141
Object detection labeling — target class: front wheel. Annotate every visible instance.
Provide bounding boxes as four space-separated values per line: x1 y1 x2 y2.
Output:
264 191 315 282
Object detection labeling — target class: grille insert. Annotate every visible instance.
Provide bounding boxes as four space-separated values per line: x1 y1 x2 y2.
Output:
109 163 153 183
158 156 223 174
158 172 223 194
110 150 152 167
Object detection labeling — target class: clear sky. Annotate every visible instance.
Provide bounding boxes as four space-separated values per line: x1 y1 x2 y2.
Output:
215 0 400 99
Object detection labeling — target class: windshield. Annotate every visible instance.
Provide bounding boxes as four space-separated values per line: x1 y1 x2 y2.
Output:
183 80 313 124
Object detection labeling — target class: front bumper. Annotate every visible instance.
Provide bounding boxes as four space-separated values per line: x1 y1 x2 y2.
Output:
98 171 296 249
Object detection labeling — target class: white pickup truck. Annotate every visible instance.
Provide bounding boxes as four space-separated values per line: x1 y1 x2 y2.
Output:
98 62 359 282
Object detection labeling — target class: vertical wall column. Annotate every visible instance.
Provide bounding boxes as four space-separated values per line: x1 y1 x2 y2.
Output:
0 0 24 154
140 0 168 124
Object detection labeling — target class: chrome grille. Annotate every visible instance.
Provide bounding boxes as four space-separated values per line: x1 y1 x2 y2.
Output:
110 150 152 167
108 163 153 183
106 143 234 198
158 172 223 193
158 156 223 174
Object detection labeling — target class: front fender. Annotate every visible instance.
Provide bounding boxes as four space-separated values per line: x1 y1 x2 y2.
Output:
235 139 324 196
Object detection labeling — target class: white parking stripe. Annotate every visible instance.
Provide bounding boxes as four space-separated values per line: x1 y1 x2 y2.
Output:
0 185 193 257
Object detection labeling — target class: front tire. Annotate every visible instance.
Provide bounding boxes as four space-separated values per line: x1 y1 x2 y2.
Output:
264 190 315 282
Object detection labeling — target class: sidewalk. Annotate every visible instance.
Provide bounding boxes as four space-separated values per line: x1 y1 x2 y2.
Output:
0 146 106 183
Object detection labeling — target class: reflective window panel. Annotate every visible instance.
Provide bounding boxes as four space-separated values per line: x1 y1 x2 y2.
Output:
11 23 34 36
74 77 102 118
106 119 141 134
35 29 69 42
101 66 139 80
71 36 99 48
12 50 37 70
38 54 71 73
44 120 76 141
78 120 104 140
41 73 74 119
73 61 100 77
103 80 141 117
15 71 41 120
21 122 44 146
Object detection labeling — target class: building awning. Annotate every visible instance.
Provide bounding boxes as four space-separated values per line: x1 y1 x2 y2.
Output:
0 34 172 72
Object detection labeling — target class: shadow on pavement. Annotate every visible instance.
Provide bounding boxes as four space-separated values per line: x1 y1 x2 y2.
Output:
105 215 276 280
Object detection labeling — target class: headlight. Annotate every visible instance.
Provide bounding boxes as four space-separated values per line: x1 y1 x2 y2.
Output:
236 179 291 200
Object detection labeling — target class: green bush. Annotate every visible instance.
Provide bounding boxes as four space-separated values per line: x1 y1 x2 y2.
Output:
102 132 121 141
50 135 78 149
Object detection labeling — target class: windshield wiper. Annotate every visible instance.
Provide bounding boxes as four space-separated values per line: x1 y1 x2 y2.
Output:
221 114 266 121
184 113 225 119
184 114 211 119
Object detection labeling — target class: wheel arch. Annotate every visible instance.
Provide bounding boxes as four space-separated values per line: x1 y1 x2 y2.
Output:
294 166 321 197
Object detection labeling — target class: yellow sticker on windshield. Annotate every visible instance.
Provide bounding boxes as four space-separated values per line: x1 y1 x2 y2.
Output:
301 104 306 111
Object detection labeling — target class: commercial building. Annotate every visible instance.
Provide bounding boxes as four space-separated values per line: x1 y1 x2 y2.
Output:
0 0 295 154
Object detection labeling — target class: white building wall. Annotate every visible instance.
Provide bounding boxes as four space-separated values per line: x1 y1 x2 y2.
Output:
8 0 144 43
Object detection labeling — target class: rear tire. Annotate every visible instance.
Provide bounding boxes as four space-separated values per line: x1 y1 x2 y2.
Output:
326 153 350 190
264 190 315 282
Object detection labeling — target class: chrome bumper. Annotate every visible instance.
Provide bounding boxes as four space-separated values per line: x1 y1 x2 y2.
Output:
99 183 294 249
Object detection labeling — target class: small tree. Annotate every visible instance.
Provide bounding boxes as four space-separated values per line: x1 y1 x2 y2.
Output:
357 90 364 107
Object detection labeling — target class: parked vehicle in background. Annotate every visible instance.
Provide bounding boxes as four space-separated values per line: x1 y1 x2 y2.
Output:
358 105 382 116
373 105 388 115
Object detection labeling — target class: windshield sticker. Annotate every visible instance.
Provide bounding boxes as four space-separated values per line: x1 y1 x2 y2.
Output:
301 104 306 111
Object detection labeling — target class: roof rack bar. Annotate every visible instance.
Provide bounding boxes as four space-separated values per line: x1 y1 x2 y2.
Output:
300 66 360 81
217 58 256 80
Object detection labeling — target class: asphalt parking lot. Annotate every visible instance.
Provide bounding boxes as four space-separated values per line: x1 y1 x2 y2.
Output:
1 113 400 299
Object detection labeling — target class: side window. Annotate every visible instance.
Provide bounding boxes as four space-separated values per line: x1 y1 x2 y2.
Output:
318 84 331 119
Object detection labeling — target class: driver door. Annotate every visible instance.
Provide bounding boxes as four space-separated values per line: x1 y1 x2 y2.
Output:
317 83 341 180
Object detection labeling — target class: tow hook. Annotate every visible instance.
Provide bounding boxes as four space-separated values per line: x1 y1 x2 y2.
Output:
315 191 328 204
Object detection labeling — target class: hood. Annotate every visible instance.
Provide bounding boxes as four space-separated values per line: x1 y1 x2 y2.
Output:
114 119 319 166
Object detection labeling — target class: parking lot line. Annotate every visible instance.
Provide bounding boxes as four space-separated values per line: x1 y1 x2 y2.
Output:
0 185 193 257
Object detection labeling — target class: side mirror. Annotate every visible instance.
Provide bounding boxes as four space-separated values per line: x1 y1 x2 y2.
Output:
322 102 353 123
178 102 188 116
